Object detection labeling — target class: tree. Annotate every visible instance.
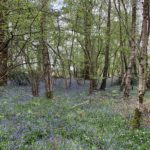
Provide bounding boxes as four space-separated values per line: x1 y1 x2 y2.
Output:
82 0 96 94
100 0 111 90
132 0 149 129
40 0 53 98
123 0 137 99
0 1 8 86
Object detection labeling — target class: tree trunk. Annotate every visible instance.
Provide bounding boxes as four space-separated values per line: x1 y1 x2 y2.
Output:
132 0 149 129
41 0 53 99
84 55 90 80
123 0 137 100
0 3 7 86
83 5 91 82
31 72 39 97
115 0 128 91
83 1 97 94
100 0 111 90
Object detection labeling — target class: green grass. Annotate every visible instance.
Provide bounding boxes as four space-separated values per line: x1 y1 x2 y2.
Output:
0 88 150 150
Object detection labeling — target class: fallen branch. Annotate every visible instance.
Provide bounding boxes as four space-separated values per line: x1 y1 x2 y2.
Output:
71 100 90 109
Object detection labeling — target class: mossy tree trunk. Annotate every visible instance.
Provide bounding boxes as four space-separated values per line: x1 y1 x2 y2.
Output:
84 54 90 80
40 0 53 99
100 0 111 90
132 0 149 129
0 1 7 86
83 0 92 83
83 0 97 94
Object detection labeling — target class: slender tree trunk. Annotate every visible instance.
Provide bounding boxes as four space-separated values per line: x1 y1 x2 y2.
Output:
123 0 137 100
116 0 127 91
0 3 7 86
84 55 90 80
31 72 39 97
41 0 53 98
37 44 42 73
22 46 40 97
145 6 150 89
100 0 111 90
132 0 149 129
83 5 91 81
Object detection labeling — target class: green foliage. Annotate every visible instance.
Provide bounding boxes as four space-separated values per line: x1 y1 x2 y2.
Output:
0 87 150 149
115 129 150 149
8 71 30 86
24 130 48 145
111 90 119 97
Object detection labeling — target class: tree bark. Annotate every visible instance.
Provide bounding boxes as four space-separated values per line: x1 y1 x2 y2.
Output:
0 2 8 86
40 0 53 98
83 1 97 94
83 1 92 82
100 0 111 90
31 72 39 97
83 1 92 80
138 0 149 108
84 55 90 80
123 0 137 100
132 0 149 129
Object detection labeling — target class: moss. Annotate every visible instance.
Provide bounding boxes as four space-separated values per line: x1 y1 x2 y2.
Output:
131 108 142 129
139 95 144 104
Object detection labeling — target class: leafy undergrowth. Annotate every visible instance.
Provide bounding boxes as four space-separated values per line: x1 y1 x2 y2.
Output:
0 87 150 150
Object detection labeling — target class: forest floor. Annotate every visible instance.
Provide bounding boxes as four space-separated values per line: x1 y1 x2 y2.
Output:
0 80 150 150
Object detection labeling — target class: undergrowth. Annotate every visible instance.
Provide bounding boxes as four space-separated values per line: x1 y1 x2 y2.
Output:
0 87 150 150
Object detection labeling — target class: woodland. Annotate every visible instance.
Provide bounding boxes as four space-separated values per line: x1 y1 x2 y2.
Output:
0 0 150 149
